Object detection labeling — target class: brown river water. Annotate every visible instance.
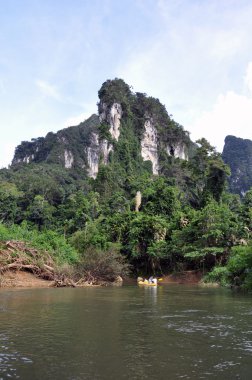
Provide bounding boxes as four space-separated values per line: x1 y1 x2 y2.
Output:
0 284 252 379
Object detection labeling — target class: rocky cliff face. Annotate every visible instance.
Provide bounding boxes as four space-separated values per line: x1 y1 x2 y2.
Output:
12 114 101 174
222 135 252 195
12 78 192 179
99 102 122 141
167 142 188 160
86 133 100 178
86 133 113 178
141 119 159 174
64 150 74 168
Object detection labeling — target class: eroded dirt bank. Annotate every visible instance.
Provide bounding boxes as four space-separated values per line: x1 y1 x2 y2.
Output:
0 270 54 288
162 270 203 284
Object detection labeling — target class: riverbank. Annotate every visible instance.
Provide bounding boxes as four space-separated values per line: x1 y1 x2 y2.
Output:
0 270 204 289
0 240 206 289
0 270 54 288
162 270 203 284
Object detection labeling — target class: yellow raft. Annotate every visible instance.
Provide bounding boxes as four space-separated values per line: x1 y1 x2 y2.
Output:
137 277 162 286
138 280 157 286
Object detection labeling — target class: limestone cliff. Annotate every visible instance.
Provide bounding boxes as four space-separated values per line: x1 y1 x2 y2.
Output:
11 78 193 180
141 119 159 175
12 114 101 174
167 142 188 160
64 150 74 169
99 102 122 141
86 133 113 178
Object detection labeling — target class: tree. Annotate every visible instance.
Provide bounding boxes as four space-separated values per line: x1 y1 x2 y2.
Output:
26 195 54 230
242 189 252 232
189 139 230 206
124 213 168 273
141 177 181 218
226 245 252 290
0 181 23 223
171 200 241 271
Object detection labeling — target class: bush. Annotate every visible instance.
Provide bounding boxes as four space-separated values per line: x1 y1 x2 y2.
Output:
75 246 131 283
0 223 79 264
70 220 108 252
0 224 9 241
226 245 252 291
203 266 229 286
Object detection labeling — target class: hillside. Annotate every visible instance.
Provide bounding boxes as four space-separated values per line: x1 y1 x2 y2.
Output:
1 78 251 291
222 135 252 196
12 79 192 179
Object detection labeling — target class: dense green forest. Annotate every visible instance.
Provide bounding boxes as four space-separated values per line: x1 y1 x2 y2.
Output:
0 79 252 290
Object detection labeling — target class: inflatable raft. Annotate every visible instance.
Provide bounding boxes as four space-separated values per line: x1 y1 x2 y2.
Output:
137 277 162 286
138 280 158 286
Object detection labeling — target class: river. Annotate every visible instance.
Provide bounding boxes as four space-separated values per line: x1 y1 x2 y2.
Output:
0 284 252 379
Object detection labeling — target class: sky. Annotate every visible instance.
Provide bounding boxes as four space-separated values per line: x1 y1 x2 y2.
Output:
1 0 252 168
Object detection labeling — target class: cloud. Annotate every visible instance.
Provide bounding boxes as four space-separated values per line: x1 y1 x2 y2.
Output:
244 62 252 94
210 31 243 61
117 1 251 111
35 79 61 100
188 62 252 152
116 1 252 153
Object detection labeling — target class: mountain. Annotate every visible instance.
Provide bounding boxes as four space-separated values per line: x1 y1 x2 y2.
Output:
4 78 232 213
1 79 251 290
222 135 252 196
12 78 193 179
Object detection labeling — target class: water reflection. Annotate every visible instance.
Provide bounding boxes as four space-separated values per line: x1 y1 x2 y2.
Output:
142 285 158 305
0 285 252 379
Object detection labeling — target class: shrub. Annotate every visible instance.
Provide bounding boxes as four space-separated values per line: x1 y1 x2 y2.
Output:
0 223 79 264
203 266 229 286
75 246 130 283
226 245 252 291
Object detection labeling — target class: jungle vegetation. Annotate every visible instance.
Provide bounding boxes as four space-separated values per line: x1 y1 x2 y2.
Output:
0 79 251 290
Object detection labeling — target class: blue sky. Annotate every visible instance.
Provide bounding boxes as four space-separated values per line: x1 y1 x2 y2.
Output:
1 0 252 168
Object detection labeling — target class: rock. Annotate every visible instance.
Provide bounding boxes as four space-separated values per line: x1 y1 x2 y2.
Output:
141 119 159 174
112 275 123 286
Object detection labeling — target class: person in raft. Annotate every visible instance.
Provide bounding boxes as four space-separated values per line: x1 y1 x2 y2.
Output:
148 276 157 284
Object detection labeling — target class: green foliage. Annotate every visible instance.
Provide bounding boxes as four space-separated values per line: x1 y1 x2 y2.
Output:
70 218 108 253
0 79 252 288
241 189 252 232
12 114 100 169
26 195 55 230
140 177 181 218
55 191 100 234
226 245 252 290
189 139 230 206
98 78 133 115
206 158 230 202
120 212 169 272
0 181 23 223
101 192 130 216
0 223 78 264
93 117 150 199
170 199 242 271
103 211 134 245
0 223 11 241
98 123 113 143
203 266 229 286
